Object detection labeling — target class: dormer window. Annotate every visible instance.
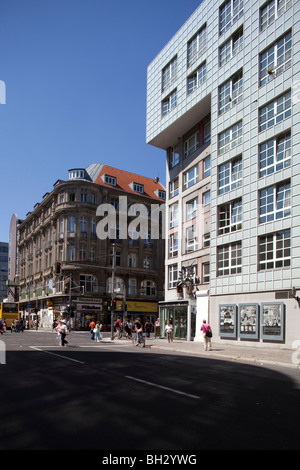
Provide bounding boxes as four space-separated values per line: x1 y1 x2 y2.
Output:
104 174 117 186
155 189 166 200
69 169 85 180
133 182 144 194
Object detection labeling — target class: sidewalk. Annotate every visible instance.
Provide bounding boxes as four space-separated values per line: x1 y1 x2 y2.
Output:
108 335 300 370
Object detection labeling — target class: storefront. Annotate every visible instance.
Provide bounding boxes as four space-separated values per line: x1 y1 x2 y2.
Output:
115 300 158 325
159 300 196 341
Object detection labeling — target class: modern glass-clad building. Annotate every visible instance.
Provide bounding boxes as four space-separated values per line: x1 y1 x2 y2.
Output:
146 0 300 348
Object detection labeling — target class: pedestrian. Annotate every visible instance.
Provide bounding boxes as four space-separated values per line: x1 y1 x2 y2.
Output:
124 318 132 339
134 318 144 346
165 321 173 343
56 319 68 347
95 321 102 342
144 318 152 338
155 318 160 337
201 319 212 351
0 320 3 335
89 319 96 340
113 317 122 339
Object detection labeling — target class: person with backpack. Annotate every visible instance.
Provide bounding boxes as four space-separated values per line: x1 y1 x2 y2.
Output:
201 319 212 351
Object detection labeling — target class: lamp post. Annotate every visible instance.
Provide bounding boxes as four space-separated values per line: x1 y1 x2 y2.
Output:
110 244 115 340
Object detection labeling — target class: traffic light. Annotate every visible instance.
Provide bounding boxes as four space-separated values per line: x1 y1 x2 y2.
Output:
106 300 111 311
56 262 61 274
112 299 117 311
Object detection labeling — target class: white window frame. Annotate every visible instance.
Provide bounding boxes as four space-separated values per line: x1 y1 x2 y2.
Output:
258 229 291 270
187 62 206 95
218 199 242 235
169 178 179 198
259 31 292 86
260 0 292 32
186 226 198 253
259 181 291 223
169 203 179 228
259 91 291 132
187 25 207 68
219 0 244 36
219 70 243 115
162 90 177 117
218 157 242 195
168 265 178 289
184 132 199 158
217 241 242 276
169 233 178 258
162 56 177 92
259 132 291 177
186 198 198 221
219 27 243 66
183 165 199 190
133 182 144 194
218 121 243 155
203 156 211 178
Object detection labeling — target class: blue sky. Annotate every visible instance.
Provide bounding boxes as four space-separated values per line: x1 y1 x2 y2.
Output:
0 0 202 243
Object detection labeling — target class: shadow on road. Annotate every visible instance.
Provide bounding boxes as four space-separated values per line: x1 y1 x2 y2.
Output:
0 344 299 451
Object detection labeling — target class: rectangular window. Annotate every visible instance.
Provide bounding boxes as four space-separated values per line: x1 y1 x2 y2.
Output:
203 263 210 283
67 245 75 262
104 175 116 186
79 245 86 261
186 226 198 253
259 132 291 177
169 233 178 258
259 31 292 86
128 279 137 296
169 203 179 228
68 216 75 233
162 57 177 92
187 62 206 95
80 275 98 293
258 229 291 270
217 241 242 276
218 199 242 235
219 0 243 36
218 157 242 195
80 216 87 234
169 178 179 198
186 198 198 221
259 91 291 132
187 25 206 68
183 165 199 190
218 121 243 155
260 0 292 32
184 132 199 158
169 265 178 289
219 70 243 115
162 90 177 117
204 156 211 178
133 182 144 194
203 191 211 205
219 27 243 66
259 180 291 223
169 146 180 168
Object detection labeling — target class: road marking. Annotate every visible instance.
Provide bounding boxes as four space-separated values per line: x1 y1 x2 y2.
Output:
125 376 200 400
30 346 85 364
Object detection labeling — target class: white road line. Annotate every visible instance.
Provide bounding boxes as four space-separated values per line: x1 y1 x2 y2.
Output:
30 346 85 364
125 376 200 400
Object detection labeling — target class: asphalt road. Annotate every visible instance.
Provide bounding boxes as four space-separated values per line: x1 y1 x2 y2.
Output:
0 330 300 451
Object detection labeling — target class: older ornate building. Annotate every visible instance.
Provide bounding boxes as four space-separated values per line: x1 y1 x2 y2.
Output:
17 164 165 329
